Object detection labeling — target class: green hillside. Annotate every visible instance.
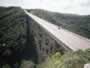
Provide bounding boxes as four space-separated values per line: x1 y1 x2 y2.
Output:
28 9 90 39
0 7 26 48
0 7 38 68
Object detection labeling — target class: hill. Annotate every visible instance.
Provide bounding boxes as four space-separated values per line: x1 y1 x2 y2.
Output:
0 7 26 47
28 9 90 39
0 7 39 67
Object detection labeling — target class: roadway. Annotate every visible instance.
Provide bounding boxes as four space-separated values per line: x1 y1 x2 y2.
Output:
25 10 90 51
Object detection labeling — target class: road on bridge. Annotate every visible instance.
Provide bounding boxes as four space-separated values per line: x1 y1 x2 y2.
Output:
25 10 90 51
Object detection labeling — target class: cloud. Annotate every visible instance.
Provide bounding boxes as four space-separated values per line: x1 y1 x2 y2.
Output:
39 0 90 15
0 0 90 15
21 0 42 9
0 0 21 6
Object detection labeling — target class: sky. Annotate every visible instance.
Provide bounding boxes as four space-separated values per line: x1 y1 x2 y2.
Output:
0 0 90 15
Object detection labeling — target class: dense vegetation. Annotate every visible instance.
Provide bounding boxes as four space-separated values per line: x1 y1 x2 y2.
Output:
0 7 38 68
37 49 90 68
28 9 90 39
0 7 26 48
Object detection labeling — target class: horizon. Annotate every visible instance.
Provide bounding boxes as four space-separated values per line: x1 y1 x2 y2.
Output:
0 0 90 15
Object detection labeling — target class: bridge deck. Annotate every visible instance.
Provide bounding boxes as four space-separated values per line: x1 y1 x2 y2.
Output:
25 10 90 51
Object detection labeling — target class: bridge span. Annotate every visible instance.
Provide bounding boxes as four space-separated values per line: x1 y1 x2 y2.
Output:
25 10 90 51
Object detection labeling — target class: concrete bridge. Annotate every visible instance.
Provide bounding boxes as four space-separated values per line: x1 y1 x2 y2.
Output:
25 10 90 63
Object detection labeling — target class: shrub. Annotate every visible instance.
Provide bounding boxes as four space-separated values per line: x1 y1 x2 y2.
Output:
37 49 90 68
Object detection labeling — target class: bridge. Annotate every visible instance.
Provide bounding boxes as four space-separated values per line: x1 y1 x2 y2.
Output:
24 10 90 63
25 10 90 51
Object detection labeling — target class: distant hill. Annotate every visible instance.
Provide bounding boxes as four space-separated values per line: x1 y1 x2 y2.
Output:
27 9 90 39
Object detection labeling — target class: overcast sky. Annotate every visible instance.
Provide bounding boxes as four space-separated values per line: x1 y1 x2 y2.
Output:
0 0 90 15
